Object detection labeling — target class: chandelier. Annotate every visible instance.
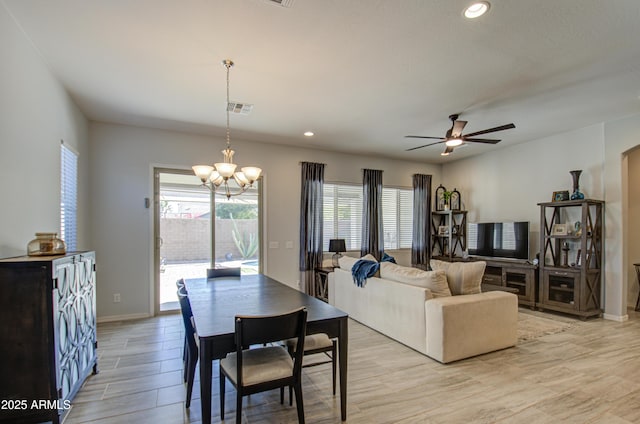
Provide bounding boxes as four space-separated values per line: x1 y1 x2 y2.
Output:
192 59 262 198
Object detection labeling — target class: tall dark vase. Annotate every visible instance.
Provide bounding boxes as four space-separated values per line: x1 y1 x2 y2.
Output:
570 170 585 200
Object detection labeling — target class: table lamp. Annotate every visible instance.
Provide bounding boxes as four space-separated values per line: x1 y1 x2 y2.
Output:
329 239 346 267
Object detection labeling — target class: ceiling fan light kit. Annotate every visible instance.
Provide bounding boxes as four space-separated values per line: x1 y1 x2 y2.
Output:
405 113 515 156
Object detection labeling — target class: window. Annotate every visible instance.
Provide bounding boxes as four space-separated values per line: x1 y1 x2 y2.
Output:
60 143 78 251
323 183 413 251
382 187 413 249
323 183 362 251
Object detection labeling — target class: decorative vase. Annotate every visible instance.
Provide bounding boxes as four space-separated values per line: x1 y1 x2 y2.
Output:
569 170 585 200
27 232 66 256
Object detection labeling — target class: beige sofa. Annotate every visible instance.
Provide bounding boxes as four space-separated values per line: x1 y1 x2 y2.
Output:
328 258 518 363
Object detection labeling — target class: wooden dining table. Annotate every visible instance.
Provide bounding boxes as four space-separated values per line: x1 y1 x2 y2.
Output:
185 274 349 424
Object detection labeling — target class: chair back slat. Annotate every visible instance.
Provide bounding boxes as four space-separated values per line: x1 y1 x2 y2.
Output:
207 267 241 278
177 288 198 353
176 278 185 289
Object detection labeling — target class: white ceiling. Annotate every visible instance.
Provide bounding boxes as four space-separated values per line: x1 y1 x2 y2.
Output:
4 0 640 163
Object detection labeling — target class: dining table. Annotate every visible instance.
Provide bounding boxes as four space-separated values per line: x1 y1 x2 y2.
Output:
185 274 349 424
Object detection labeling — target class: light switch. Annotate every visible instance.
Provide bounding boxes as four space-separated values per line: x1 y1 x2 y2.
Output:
285 241 293 249
269 241 279 249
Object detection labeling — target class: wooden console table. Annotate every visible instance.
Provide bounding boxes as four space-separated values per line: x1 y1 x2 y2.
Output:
480 258 537 309
314 267 335 302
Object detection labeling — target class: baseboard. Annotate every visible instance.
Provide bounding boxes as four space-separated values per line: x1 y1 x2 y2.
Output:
97 312 152 323
603 313 629 322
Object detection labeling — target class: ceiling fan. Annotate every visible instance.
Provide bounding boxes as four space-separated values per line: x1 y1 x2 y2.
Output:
405 114 515 156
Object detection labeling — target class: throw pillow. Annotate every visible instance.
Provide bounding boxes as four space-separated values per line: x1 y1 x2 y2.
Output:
379 262 451 297
430 260 486 295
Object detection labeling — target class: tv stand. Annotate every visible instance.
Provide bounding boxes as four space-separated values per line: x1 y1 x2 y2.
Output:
471 256 537 309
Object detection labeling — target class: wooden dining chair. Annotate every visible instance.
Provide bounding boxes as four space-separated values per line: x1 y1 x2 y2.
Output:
177 286 198 408
207 267 241 278
219 307 308 424
283 333 337 405
175 279 188 370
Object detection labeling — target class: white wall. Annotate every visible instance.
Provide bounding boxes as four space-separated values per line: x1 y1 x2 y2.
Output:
442 117 640 320
90 122 441 319
0 4 89 257
628 147 640 309
603 114 640 318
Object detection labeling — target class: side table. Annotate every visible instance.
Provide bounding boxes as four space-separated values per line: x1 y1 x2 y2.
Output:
314 267 335 303
635 263 640 311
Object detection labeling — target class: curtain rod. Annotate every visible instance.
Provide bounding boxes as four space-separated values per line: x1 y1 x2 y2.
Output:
298 161 327 166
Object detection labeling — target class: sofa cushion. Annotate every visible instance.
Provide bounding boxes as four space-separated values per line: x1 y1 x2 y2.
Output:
380 262 451 297
430 260 486 295
338 254 377 271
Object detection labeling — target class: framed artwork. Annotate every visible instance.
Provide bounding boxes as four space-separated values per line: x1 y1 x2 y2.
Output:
552 190 570 202
551 223 568 236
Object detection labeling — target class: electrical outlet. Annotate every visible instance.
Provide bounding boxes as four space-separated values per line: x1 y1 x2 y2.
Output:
113 293 121 303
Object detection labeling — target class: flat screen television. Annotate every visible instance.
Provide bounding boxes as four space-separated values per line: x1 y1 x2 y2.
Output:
467 221 529 260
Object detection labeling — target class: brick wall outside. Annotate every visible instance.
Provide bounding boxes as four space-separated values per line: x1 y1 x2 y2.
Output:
160 218 258 262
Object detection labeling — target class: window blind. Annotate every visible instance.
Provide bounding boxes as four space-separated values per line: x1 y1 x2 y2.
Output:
60 144 78 251
323 183 362 251
382 187 413 249
323 183 413 251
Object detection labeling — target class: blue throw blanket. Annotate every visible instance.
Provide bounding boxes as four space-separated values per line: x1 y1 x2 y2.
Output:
351 253 396 287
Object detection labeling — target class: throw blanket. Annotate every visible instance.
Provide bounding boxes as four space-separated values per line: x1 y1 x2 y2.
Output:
351 253 396 287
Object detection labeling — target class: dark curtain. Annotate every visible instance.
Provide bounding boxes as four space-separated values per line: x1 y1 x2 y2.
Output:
411 174 432 269
361 169 384 260
299 162 325 294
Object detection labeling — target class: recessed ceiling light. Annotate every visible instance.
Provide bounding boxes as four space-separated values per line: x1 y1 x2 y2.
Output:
304 131 314 137
464 1 490 19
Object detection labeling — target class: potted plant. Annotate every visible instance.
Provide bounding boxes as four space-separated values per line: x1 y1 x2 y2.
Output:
442 191 453 210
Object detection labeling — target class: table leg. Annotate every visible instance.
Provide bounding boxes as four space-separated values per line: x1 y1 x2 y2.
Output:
338 317 348 421
199 339 212 424
635 265 640 312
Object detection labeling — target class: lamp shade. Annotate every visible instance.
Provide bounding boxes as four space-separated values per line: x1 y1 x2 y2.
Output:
329 239 346 253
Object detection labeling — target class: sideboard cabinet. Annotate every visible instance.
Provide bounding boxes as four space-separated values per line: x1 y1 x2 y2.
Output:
0 251 97 424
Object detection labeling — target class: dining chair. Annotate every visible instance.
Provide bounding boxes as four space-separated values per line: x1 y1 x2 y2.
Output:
283 333 337 405
219 307 308 424
177 286 198 408
176 278 188 374
207 267 241 278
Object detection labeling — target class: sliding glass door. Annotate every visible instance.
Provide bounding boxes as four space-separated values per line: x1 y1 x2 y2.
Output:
154 168 262 313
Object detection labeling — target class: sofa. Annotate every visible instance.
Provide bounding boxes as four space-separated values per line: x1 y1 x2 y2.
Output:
328 257 518 363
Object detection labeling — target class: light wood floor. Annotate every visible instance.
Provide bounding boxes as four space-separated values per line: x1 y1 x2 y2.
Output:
66 309 640 424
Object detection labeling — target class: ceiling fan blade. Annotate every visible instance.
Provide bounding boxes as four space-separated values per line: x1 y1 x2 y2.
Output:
405 140 445 151
462 123 515 138
404 135 446 140
451 120 467 137
463 138 501 144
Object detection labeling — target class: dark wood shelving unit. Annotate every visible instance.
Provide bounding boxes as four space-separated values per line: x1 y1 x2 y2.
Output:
431 210 467 260
538 199 604 319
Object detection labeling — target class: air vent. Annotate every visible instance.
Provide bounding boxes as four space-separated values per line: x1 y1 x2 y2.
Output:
267 0 295 7
227 102 253 115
